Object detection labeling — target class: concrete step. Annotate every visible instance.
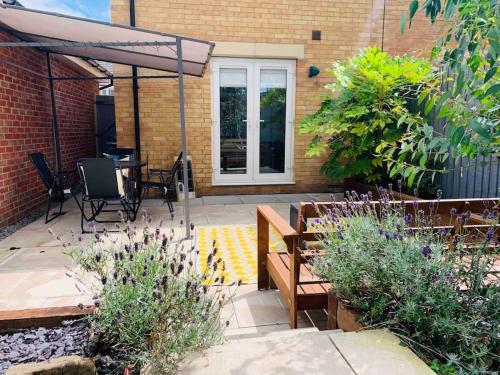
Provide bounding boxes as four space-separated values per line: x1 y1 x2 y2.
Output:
224 325 322 341
180 329 436 375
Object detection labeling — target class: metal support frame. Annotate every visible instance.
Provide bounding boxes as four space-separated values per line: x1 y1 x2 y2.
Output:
46 52 62 173
0 41 177 48
176 37 191 238
53 75 178 81
130 0 142 193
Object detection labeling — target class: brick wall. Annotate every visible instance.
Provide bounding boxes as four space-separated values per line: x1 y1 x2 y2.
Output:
0 30 98 227
111 0 440 196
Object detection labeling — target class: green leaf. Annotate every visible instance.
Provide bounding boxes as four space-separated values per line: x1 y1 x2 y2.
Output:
437 106 451 119
419 153 428 168
484 84 500 98
418 90 429 105
409 0 419 22
424 96 436 115
451 126 465 147
484 67 497 83
468 119 491 140
400 13 407 34
443 0 456 19
407 170 416 187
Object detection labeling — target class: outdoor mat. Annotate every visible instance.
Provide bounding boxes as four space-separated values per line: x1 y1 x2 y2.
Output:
196 224 287 285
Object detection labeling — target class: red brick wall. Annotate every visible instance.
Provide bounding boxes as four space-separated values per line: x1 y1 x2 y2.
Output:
0 30 98 228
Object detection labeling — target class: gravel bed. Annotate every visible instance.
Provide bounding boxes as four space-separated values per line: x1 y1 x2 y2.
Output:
0 320 90 374
0 207 45 242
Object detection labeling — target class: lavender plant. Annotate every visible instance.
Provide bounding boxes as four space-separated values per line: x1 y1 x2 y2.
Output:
312 189 499 374
63 213 234 374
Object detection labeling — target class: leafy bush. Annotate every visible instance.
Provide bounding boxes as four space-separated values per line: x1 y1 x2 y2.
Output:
65 214 233 374
313 191 499 374
299 47 437 185
398 0 500 182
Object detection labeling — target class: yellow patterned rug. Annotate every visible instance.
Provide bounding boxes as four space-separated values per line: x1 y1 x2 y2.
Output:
196 225 287 285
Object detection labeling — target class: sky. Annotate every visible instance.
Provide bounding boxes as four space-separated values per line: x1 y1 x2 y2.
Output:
19 0 110 21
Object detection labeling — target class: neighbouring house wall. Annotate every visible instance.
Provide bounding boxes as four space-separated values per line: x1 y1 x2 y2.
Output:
111 0 440 196
0 30 98 228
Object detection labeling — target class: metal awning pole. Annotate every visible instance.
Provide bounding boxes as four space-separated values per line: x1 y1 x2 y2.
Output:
46 52 62 173
176 37 190 238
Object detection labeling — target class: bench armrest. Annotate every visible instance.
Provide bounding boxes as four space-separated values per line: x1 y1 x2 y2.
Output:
257 206 299 291
257 205 298 240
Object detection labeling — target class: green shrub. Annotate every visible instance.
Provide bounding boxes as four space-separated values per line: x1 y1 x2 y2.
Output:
65 215 232 374
313 191 499 374
299 47 438 187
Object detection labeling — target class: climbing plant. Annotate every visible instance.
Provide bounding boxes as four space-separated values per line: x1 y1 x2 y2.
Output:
299 47 437 184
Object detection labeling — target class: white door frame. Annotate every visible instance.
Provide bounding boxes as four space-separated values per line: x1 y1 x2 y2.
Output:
211 58 296 186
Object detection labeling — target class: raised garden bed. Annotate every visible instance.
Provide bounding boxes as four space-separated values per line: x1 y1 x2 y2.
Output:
0 320 89 374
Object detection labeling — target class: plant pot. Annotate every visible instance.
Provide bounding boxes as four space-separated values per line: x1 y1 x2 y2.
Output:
327 291 363 332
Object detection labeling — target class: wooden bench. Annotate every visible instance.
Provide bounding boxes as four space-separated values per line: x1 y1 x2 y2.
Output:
258 198 499 329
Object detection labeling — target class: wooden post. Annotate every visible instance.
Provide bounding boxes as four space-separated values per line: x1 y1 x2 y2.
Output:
327 290 338 330
257 209 269 290
288 237 300 329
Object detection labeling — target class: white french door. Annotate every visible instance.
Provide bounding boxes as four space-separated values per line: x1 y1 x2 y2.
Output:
211 58 295 185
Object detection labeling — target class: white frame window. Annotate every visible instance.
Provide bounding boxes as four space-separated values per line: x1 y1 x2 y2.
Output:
211 58 296 186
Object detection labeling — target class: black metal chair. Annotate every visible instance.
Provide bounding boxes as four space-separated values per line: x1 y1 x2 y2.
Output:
76 158 134 233
143 152 183 213
28 152 76 224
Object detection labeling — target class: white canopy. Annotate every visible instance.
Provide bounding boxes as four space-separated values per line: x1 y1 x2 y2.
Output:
0 4 214 76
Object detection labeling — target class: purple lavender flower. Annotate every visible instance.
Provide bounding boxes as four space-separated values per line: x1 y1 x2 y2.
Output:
337 232 344 240
485 228 494 242
450 208 457 216
421 245 431 257
326 260 333 268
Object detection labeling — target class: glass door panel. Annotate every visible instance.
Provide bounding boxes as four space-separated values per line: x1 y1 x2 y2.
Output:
219 68 248 175
259 69 287 174
212 58 294 185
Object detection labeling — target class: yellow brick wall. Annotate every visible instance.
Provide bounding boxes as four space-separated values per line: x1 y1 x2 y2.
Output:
111 0 440 196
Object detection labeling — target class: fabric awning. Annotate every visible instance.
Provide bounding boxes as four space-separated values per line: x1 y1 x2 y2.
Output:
0 4 214 77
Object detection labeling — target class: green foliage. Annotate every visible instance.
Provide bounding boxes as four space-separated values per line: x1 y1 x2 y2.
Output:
397 0 500 182
299 47 436 184
313 193 499 374
66 217 231 374
429 360 458 375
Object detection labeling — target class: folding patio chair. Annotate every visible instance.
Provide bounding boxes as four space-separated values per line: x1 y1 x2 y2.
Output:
76 158 134 233
143 152 183 213
28 152 76 224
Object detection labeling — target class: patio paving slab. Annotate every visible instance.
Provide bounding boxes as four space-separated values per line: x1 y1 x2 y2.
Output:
0 248 19 263
0 269 92 310
231 285 290 328
0 247 75 272
180 331 355 375
202 196 243 205
329 330 436 375
237 194 281 204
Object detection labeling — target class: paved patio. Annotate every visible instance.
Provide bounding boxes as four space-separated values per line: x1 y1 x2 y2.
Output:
0 193 335 334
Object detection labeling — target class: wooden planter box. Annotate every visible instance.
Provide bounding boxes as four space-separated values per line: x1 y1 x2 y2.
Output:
327 291 364 332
